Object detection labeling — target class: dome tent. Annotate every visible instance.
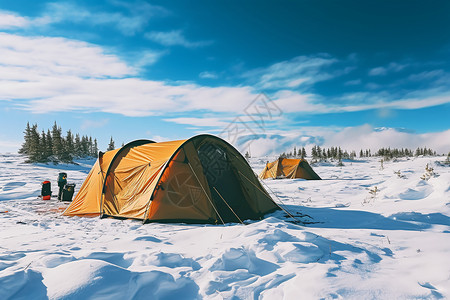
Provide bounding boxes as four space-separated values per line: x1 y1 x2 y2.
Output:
63 135 279 224
259 158 321 180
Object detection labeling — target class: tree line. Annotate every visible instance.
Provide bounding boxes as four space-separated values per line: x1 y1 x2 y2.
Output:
279 145 439 162
18 122 112 163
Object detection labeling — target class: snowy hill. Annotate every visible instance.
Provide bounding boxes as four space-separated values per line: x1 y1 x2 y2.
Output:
0 153 449 299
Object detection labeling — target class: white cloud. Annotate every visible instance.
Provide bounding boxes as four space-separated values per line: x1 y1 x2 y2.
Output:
408 70 446 81
368 67 387 76
0 34 255 115
369 62 407 76
0 11 30 29
134 50 166 68
164 117 229 127
344 79 361 86
0 33 133 80
41 2 168 35
243 54 340 90
145 30 213 48
0 2 169 35
199 71 218 79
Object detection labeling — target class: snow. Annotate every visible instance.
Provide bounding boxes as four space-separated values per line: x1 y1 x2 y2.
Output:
1 153 449 299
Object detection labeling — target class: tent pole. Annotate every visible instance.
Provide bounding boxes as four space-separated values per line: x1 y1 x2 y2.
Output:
213 187 244 225
187 162 225 225
237 170 300 223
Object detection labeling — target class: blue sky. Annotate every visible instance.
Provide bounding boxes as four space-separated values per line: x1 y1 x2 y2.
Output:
0 0 449 154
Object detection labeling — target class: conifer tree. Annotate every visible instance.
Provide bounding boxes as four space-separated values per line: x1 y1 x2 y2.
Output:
52 122 63 160
41 130 51 162
301 147 306 159
18 122 31 155
28 124 41 162
92 138 99 157
107 136 115 151
311 146 318 160
46 129 53 158
74 134 81 157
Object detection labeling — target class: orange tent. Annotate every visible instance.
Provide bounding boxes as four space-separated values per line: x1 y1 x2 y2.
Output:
259 158 321 180
64 135 279 224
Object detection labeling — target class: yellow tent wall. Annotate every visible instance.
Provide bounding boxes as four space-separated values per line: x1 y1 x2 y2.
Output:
63 140 154 217
63 148 120 217
259 158 321 180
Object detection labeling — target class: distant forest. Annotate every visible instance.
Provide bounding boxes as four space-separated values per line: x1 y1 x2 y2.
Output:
19 122 115 163
277 145 439 162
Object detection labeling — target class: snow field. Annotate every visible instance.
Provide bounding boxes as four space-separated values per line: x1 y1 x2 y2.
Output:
0 153 449 299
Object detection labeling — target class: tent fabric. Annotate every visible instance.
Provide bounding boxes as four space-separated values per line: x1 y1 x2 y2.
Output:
63 140 154 217
259 158 321 180
63 135 279 224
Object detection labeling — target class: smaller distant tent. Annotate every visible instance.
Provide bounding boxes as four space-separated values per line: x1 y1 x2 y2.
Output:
259 158 321 180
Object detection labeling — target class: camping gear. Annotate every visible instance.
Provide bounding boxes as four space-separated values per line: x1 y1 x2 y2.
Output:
41 181 52 200
61 183 76 201
259 158 321 180
63 135 279 224
57 172 67 200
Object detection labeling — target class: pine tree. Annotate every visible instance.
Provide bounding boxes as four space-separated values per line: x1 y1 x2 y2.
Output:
46 129 53 158
338 147 343 160
92 138 99 157
107 136 115 151
293 147 297 157
311 146 318 160
301 147 306 159
41 130 51 162
52 122 63 161
74 134 81 157
60 130 73 162
18 122 31 155
88 136 93 156
65 130 74 155
28 124 41 162
81 135 89 157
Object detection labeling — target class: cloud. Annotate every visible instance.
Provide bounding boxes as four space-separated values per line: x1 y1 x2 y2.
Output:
408 70 446 81
199 71 218 79
145 30 213 48
242 54 340 90
0 33 133 80
164 117 229 127
134 50 167 68
0 11 30 29
0 34 256 115
0 2 168 35
344 79 361 86
43 1 169 35
368 62 407 76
